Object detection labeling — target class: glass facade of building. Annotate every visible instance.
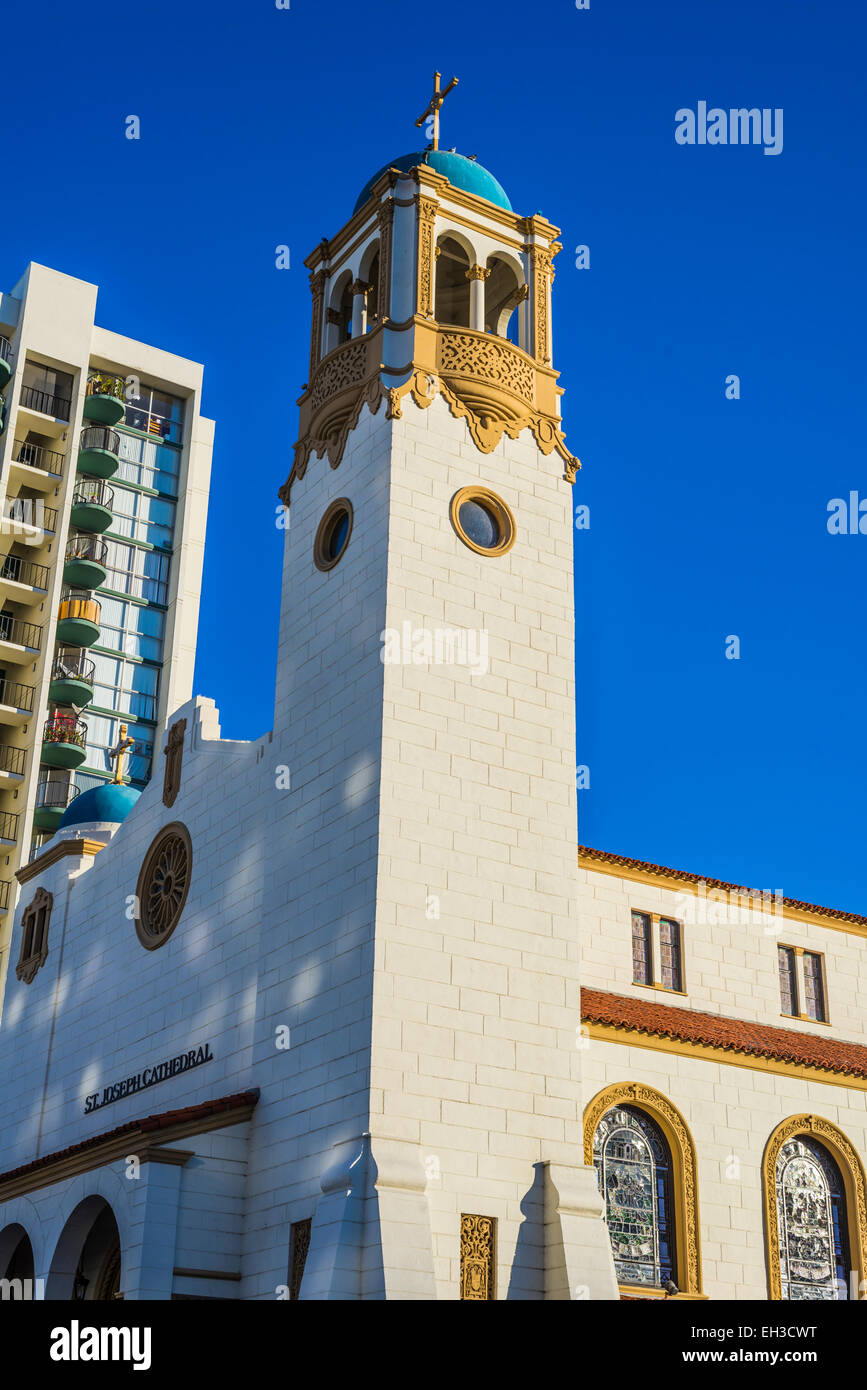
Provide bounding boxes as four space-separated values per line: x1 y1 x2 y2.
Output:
76 382 184 794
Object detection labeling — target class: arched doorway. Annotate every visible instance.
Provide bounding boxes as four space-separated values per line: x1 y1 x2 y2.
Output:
0 1223 36 1298
47 1196 123 1301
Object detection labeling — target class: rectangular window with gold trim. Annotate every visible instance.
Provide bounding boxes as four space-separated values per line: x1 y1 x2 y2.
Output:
802 951 826 1023
659 917 682 992
632 910 653 985
778 945 798 1016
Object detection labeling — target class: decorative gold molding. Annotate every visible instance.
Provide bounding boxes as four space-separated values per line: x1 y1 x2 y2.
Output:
584 1081 703 1297
417 196 438 318
377 199 394 324
281 320 579 502
465 264 491 282
530 245 553 365
16 838 106 885
585 1020 867 1091
762 1114 867 1301
580 848 867 942
308 269 327 379
460 1214 496 1300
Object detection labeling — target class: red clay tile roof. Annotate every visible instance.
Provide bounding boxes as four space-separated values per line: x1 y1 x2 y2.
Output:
0 1090 259 1189
578 844 867 928
582 989 867 1078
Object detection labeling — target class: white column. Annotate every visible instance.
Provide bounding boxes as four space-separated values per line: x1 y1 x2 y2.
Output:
350 280 368 338
466 266 490 332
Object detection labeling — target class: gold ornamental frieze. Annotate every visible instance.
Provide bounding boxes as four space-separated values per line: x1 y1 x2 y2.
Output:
281 320 578 502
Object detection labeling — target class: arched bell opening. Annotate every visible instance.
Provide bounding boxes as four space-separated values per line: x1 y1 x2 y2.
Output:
485 254 527 348
360 243 381 333
326 270 354 352
435 235 472 327
47 1196 123 1301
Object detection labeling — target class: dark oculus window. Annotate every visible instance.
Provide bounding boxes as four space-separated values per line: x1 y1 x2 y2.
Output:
313 498 353 572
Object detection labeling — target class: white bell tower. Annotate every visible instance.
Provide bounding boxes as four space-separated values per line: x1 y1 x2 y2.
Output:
271 86 618 1300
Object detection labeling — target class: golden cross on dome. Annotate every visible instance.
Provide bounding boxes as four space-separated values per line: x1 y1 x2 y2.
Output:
109 724 135 784
415 70 459 152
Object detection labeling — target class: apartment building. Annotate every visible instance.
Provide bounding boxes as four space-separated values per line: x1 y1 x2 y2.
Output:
0 263 212 991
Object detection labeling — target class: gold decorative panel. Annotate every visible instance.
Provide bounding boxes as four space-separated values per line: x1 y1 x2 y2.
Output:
460 1214 496 1300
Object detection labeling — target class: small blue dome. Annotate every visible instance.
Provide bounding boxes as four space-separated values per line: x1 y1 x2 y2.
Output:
354 150 512 213
58 782 141 830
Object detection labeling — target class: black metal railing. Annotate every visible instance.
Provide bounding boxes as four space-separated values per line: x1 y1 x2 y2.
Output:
0 338 12 367
0 614 41 651
0 880 10 910
12 439 65 476
0 745 25 777
36 779 79 813
20 383 71 420
0 677 34 712
80 425 120 455
0 553 50 590
66 534 108 566
52 649 95 685
43 714 87 751
0 811 19 843
73 479 115 511
3 498 58 532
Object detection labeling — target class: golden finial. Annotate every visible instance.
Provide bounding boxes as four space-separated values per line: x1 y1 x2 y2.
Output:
415 70 459 152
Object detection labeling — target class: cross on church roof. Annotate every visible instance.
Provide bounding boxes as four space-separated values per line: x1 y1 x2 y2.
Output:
415 70 459 152
109 724 135 784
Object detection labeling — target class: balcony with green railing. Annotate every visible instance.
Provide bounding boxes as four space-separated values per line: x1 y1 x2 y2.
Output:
77 425 120 479
56 591 101 647
64 534 108 589
34 778 80 832
41 713 88 769
48 649 95 707
70 479 114 534
0 338 12 392
83 372 126 427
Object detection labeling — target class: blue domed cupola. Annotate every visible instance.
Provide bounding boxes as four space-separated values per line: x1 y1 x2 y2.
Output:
354 150 512 215
282 70 574 504
58 781 141 831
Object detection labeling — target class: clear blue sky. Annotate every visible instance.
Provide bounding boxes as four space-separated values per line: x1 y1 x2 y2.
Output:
4 0 865 912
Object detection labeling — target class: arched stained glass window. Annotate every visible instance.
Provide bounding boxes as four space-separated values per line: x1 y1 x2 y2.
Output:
776 1136 850 1300
593 1104 676 1287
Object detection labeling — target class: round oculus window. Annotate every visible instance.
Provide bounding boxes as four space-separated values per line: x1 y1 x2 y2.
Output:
134 821 192 951
450 487 516 557
314 498 353 571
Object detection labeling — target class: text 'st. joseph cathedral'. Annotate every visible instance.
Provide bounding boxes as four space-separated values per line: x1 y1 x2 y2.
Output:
1 86 867 1303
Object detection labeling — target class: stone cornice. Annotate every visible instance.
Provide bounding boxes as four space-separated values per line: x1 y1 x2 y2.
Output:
16 838 107 885
0 1090 259 1202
